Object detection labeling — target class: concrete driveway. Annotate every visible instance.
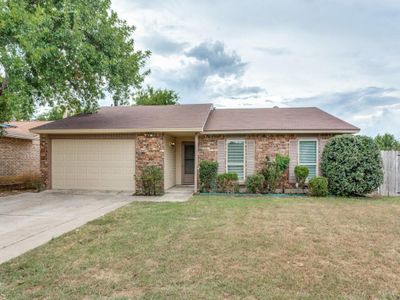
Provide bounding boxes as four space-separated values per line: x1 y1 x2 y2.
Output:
0 190 134 264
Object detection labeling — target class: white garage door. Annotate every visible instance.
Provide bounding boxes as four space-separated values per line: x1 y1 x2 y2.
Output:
52 139 135 191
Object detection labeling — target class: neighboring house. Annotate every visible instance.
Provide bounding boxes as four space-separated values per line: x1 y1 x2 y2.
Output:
31 104 359 193
0 121 49 177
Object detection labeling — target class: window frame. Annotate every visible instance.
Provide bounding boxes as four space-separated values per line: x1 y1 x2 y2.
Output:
225 139 246 182
297 138 319 180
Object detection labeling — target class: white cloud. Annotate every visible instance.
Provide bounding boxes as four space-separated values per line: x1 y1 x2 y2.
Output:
111 0 400 137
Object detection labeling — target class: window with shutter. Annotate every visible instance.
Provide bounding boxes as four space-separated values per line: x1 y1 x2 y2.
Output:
226 140 245 181
298 140 318 180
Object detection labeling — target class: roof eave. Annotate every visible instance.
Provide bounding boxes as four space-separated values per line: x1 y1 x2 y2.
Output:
4 132 37 140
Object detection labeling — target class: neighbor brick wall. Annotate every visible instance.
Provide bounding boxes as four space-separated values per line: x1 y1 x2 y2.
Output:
135 133 165 194
198 134 333 187
0 137 41 177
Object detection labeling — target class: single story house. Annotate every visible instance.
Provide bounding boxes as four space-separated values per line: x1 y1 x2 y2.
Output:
0 121 48 177
31 104 359 193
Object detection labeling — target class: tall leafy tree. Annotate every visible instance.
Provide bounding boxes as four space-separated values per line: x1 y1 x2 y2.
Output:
0 0 150 123
134 86 179 105
374 133 400 151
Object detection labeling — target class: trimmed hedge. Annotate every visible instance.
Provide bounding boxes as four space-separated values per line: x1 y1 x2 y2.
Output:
308 176 328 197
321 135 383 196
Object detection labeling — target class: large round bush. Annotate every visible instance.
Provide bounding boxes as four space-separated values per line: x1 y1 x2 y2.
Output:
321 135 383 196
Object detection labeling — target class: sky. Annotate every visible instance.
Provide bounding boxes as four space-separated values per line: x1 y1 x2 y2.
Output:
110 0 400 138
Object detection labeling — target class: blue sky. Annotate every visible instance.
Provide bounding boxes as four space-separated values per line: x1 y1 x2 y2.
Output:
111 0 400 138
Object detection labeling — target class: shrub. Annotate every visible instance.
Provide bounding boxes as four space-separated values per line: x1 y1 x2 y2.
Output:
139 166 163 196
308 176 328 197
295 165 309 189
260 154 290 193
245 174 265 193
199 160 218 192
217 173 239 193
275 154 290 173
321 135 384 196
275 154 290 192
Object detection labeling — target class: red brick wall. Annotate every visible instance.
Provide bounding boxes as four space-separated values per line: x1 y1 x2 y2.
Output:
135 133 165 194
198 134 333 186
0 137 41 177
40 135 50 188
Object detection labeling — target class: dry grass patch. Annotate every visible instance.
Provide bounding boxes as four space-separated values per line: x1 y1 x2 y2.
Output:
0 196 400 299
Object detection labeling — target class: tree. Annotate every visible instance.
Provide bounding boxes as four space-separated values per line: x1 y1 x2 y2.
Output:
0 0 150 124
374 133 400 151
134 86 179 105
36 106 66 121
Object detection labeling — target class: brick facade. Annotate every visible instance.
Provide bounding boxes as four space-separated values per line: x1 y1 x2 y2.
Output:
0 137 41 177
38 131 332 192
135 133 165 194
198 134 333 186
40 135 51 189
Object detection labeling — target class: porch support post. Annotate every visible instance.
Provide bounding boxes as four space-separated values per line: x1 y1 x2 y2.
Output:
194 133 199 193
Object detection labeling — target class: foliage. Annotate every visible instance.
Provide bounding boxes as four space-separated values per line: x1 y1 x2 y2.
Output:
0 0 150 123
374 133 400 151
260 157 281 193
275 153 290 192
217 173 239 193
36 106 66 121
245 174 265 193
321 135 384 196
199 160 218 192
134 86 179 105
139 166 163 196
295 165 309 189
275 154 290 173
260 154 290 193
308 176 328 197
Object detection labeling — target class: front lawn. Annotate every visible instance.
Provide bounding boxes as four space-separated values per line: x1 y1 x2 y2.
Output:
1 196 400 299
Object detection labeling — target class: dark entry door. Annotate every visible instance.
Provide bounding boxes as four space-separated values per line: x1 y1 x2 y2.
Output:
183 143 195 185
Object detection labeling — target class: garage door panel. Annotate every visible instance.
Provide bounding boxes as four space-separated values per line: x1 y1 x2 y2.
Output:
52 139 135 191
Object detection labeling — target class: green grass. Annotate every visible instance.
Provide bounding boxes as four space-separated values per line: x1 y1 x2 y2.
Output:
1 196 400 299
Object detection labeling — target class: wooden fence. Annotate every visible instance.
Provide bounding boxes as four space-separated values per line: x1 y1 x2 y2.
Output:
377 151 400 196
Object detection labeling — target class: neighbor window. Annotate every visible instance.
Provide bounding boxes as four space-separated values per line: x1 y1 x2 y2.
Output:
299 140 318 180
226 140 245 181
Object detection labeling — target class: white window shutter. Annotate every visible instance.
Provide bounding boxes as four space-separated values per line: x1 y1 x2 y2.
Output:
289 140 298 183
246 140 256 176
217 140 226 174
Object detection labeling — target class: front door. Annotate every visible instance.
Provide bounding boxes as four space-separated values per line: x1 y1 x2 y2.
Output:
182 143 195 185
